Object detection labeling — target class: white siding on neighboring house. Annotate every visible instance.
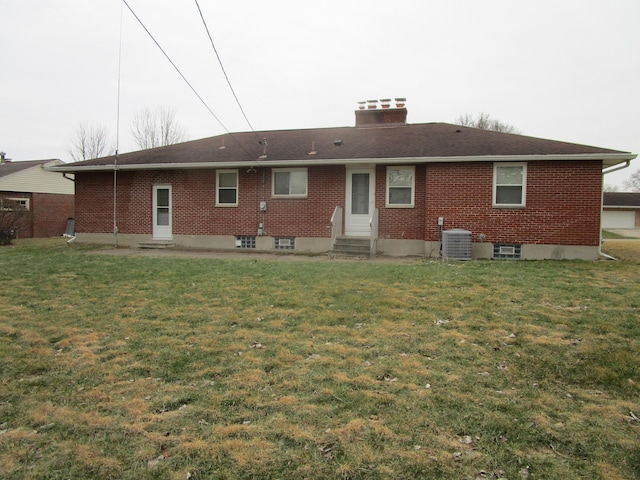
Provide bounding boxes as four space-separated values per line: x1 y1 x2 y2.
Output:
602 210 635 229
0 160 74 195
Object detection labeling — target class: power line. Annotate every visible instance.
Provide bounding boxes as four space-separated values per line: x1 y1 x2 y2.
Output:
121 0 257 160
193 0 261 141
122 0 228 132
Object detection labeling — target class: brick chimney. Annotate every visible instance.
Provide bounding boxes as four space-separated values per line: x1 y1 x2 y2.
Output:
355 98 407 128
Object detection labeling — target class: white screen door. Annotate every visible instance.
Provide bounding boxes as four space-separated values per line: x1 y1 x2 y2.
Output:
153 185 172 240
345 167 375 236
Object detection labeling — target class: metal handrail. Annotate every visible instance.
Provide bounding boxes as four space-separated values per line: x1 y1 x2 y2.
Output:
330 206 343 246
369 207 379 256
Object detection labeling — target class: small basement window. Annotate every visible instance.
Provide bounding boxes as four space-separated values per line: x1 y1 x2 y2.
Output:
493 244 522 260
235 236 256 249
274 237 295 250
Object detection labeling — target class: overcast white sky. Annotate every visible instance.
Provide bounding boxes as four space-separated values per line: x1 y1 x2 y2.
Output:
2 0 639 188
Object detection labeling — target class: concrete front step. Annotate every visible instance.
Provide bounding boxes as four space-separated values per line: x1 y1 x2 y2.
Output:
332 237 372 257
138 240 176 249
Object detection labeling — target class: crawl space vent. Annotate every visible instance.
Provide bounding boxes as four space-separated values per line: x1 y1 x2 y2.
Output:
442 229 472 260
274 237 295 250
493 244 522 260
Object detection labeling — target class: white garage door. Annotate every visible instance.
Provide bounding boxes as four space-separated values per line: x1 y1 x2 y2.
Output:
602 210 635 229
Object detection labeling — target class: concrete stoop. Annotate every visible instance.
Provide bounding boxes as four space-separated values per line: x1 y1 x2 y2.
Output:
331 236 372 258
138 240 176 249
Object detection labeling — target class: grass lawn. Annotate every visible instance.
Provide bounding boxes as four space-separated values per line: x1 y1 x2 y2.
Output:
602 230 639 240
1 239 639 479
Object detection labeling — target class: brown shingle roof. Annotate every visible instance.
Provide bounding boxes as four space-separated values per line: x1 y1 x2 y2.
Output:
56 122 633 171
603 192 640 207
0 159 54 178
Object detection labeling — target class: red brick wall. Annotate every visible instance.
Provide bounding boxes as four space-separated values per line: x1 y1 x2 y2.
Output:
75 160 603 247
266 165 344 237
75 172 116 234
376 164 425 240
32 193 75 237
76 167 346 238
423 161 603 246
1 191 74 238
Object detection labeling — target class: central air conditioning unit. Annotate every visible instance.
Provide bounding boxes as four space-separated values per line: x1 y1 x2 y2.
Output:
442 229 472 260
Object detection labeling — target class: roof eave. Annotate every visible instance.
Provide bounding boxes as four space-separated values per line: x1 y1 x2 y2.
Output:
46 153 637 173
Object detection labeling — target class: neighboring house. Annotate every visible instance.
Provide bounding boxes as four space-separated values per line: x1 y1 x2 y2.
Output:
602 192 640 229
48 102 637 260
0 157 75 238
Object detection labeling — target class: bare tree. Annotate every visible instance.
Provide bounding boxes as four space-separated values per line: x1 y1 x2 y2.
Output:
603 183 621 192
68 122 114 162
455 112 521 134
0 198 32 245
622 169 640 192
130 106 188 150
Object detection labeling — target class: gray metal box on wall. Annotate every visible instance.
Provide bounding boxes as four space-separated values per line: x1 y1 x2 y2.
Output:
442 229 472 260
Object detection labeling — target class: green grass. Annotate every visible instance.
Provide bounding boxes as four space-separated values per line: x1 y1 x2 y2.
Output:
602 230 638 239
1 239 639 479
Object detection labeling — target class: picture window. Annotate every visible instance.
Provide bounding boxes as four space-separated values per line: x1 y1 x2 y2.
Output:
272 168 307 197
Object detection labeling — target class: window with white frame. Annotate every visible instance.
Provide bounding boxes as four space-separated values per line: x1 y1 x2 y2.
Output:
493 163 526 207
1 197 30 211
386 166 415 207
217 170 238 206
272 168 307 197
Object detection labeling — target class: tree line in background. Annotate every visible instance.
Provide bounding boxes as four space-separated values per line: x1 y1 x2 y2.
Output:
454 112 521 134
68 106 187 162
605 171 640 192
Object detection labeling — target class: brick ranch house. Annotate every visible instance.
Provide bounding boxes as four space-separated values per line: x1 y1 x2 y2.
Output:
1 157 75 238
48 103 636 260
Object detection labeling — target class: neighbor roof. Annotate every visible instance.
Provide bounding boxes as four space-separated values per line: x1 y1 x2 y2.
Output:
603 192 640 207
48 122 636 172
0 159 57 178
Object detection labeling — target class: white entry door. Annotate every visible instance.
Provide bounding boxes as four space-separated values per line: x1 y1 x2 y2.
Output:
153 185 172 240
345 167 375 236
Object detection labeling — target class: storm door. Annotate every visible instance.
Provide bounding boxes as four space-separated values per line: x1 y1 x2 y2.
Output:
152 185 172 240
345 167 375 236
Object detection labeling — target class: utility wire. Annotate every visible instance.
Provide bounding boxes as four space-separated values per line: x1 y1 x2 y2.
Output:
121 0 257 160
193 0 261 141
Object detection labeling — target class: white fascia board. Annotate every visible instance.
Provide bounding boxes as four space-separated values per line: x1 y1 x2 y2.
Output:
46 152 637 172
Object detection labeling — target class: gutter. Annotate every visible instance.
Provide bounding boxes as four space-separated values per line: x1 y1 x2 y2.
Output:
602 159 632 175
599 159 633 260
46 153 638 173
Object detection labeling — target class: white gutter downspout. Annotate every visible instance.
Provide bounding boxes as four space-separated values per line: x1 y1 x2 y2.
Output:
599 160 632 260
